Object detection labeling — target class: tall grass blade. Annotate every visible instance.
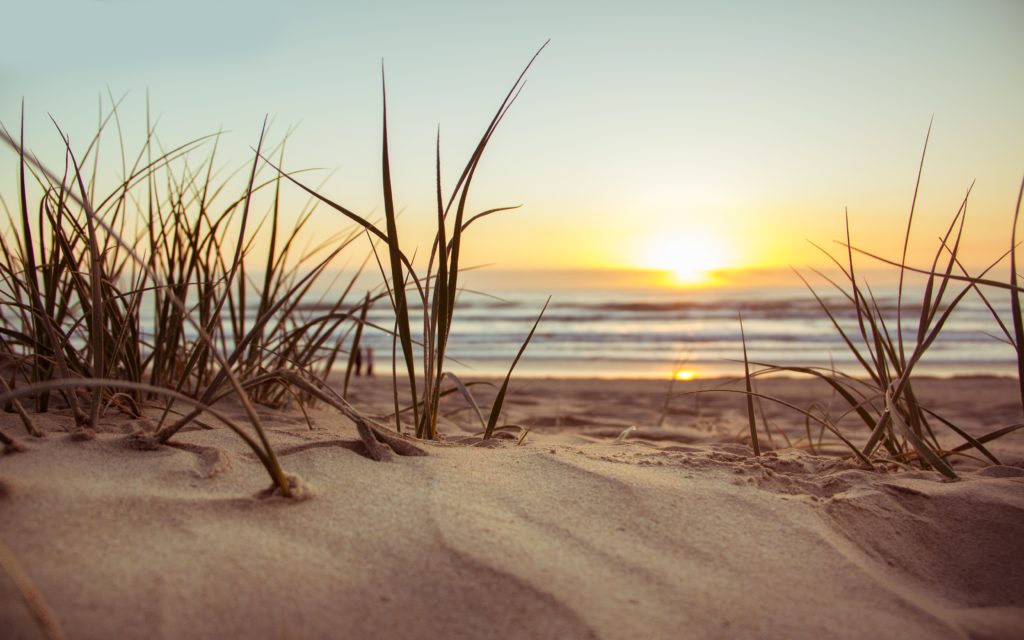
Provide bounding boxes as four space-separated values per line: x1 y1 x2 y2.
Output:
897 118 933 367
739 314 760 456
379 68 420 434
484 297 549 439
1009 175 1024 413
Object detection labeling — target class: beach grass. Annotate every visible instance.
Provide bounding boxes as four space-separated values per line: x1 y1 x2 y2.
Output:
260 42 550 442
710 130 1024 475
1 43 1021 494
0 103 383 495
0 46 551 494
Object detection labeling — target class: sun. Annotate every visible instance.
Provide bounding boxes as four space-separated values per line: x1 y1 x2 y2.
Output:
640 231 731 286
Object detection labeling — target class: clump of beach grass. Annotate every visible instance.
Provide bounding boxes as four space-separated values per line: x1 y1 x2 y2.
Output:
708 128 1024 476
262 42 551 442
0 46 551 493
0 96 407 496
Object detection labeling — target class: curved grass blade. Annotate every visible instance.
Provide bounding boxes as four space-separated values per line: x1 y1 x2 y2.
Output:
0 377 280 475
441 371 487 431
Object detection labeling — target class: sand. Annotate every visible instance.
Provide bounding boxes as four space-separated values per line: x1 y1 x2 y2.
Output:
1 375 1022 639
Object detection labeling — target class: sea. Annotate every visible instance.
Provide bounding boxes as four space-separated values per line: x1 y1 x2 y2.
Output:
331 282 1019 380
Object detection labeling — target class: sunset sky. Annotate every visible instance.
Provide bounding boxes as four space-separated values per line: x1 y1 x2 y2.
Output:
2 0 1022 288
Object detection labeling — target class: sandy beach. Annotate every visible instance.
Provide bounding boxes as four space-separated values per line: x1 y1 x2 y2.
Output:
4 1 1023 637
2 375 1022 639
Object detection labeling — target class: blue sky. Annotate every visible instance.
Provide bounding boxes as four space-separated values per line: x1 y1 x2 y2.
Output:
3 0 1022 285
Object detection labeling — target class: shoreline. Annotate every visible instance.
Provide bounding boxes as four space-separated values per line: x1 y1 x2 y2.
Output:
420 371 1021 381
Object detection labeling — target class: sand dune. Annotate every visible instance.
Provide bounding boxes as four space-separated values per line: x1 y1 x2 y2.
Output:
1 376 1022 639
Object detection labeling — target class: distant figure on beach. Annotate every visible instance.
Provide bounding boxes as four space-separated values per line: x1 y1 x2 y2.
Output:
354 347 363 376
366 347 375 376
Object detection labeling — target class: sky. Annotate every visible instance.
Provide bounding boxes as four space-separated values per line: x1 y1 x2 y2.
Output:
2 0 1022 289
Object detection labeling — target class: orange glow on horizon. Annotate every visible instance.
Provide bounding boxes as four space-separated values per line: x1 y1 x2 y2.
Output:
636 231 732 287
674 370 696 381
